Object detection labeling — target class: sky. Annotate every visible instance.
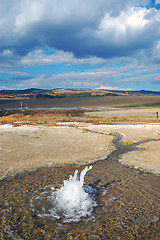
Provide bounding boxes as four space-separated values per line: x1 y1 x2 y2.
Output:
0 0 160 91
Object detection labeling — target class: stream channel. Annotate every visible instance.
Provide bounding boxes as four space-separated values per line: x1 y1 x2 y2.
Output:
0 133 160 239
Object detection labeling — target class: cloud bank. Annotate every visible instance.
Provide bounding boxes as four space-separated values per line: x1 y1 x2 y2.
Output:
0 0 160 90
1 0 159 58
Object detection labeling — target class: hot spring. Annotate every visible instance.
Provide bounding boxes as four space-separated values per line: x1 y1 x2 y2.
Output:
1 134 159 239
30 166 98 223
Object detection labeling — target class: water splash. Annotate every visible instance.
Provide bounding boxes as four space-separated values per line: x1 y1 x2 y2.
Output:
30 166 97 222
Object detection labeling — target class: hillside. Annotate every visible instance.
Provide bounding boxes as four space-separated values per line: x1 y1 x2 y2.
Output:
1 88 160 99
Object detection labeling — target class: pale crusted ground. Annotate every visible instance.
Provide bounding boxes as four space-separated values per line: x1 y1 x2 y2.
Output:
0 123 160 178
86 124 160 174
86 124 160 144
0 124 114 179
121 141 160 174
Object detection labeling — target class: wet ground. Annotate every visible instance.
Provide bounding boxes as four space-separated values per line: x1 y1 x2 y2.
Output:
0 136 160 239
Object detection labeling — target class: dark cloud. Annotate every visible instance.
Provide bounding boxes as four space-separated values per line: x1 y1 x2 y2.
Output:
0 76 33 83
0 0 160 91
0 0 159 59
12 76 33 81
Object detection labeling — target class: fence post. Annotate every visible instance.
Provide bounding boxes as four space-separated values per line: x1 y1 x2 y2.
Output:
156 112 159 119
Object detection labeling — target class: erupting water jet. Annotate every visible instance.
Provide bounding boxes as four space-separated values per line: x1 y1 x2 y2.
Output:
30 166 97 222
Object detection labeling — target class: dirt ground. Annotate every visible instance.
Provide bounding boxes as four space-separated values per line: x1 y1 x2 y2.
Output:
0 124 114 179
0 120 160 179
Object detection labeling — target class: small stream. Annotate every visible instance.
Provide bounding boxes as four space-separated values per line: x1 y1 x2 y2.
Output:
104 133 160 165
85 129 160 168
0 131 160 239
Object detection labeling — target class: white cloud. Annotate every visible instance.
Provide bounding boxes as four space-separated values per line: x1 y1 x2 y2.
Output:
0 0 160 58
0 86 11 90
98 7 160 50
0 47 107 69
100 7 149 32
96 86 133 91
2 50 13 56
10 61 160 89
0 0 160 90
20 49 106 67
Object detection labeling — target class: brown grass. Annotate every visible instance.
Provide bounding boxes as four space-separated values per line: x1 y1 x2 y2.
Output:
0 111 160 126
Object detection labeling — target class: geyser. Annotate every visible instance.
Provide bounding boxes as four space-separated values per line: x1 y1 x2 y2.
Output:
30 166 97 223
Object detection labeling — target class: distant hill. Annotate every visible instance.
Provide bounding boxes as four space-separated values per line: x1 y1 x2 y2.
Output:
0 88 160 99
0 88 44 95
100 89 160 96
128 90 160 95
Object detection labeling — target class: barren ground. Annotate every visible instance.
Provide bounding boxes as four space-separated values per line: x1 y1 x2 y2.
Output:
1 98 160 239
86 124 160 175
0 124 114 179
0 119 160 178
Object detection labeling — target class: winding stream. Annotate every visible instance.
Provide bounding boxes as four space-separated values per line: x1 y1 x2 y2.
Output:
0 131 160 239
106 133 160 165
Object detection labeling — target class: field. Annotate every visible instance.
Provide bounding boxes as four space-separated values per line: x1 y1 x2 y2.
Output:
0 95 160 239
0 95 160 178
1 94 160 109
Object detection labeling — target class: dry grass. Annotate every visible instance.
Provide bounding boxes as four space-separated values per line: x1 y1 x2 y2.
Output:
0 112 160 126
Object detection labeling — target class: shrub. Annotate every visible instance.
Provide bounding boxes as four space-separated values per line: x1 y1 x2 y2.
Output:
65 109 84 117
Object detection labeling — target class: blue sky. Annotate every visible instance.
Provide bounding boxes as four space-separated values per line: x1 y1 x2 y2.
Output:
0 0 160 90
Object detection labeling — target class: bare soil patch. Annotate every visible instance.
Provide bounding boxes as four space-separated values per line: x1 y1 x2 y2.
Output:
1 122 160 178
0 125 114 179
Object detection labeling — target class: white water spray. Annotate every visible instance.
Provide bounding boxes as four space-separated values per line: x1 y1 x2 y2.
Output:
54 166 94 221
30 166 97 222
